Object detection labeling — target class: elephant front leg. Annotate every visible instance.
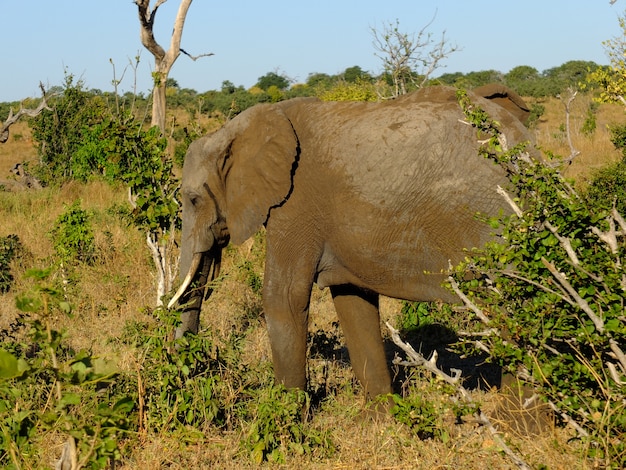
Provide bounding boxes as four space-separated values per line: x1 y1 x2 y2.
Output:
263 279 312 391
330 284 392 399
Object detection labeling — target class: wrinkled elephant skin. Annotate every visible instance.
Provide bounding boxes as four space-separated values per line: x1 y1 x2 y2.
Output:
171 85 534 399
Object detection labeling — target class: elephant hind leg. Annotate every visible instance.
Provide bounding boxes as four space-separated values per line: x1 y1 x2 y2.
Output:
330 284 392 399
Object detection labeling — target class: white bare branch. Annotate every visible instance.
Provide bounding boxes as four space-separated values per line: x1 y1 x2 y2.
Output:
386 322 532 470
556 88 581 165
134 0 212 131
371 16 458 97
540 257 605 333
1 83 52 143
545 221 580 265
447 275 491 324
496 185 523 217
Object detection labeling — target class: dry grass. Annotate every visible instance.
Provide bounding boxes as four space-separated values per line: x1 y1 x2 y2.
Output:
531 94 624 182
0 95 622 468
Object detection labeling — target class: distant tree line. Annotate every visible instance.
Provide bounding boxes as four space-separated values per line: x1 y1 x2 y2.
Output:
0 59 605 123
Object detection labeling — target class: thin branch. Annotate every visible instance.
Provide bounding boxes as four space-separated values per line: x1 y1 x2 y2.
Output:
541 257 605 333
609 339 626 376
544 220 580 265
447 276 491 324
386 322 532 470
501 269 575 304
496 185 523 217
180 48 214 61
557 88 581 165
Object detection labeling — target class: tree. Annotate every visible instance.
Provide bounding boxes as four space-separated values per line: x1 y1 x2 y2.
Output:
504 65 540 95
371 18 458 96
135 0 212 132
588 12 626 105
454 70 503 89
342 66 372 83
256 71 291 91
305 72 335 89
543 60 600 95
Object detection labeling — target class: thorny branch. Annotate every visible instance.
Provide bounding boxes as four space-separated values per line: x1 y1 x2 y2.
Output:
1 83 51 143
386 322 532 470
447 276 592 438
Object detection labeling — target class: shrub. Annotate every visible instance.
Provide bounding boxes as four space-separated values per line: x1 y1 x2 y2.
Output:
584 123 626 215
240 385 333 464
318 80 380 102
29 74 109 184
49 200 96 265
450 89 626 468
0 268 134 469
0 235 21 293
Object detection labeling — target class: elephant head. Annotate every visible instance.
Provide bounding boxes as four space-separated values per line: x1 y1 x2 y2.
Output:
168 104 299 338
473 83 531 125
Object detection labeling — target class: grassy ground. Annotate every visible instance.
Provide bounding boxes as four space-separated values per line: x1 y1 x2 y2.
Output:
0 95 622 468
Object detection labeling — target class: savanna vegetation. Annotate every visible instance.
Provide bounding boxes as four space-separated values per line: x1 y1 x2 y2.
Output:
1 8 626 468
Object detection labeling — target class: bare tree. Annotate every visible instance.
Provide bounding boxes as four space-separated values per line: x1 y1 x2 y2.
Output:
135 0 212 132
1 83 51 143
371 17 458 97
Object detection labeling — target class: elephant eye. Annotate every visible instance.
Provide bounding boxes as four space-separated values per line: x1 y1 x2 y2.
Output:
186 192 200 207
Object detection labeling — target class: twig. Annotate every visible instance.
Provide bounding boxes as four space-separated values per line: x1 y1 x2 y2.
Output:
496 185 523 217
180 48 214 61
591 217 620 255
545 221 580 265
540 257 605 333
447 276 491 324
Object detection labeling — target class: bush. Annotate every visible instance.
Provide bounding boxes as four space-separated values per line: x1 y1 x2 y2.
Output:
584 123 626 215
49 200 96 265
29 74 109 184
450 89 626 468
0 268 134 469
318 80 380 102
0 235 21 293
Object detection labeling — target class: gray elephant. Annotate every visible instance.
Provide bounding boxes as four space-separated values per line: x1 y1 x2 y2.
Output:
169 85 533 400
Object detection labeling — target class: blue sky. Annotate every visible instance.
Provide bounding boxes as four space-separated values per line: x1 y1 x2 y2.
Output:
1 1 623 102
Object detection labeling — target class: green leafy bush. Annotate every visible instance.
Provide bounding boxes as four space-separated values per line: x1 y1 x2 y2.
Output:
584 159 626 216
30 74 109 184
0 269 133 469
451 89 626 467
584 124 626 216
49 200 96 265
319 80 380 102
137 307 233 432
0 235 21 293
389 393 450 441
240 385 333 464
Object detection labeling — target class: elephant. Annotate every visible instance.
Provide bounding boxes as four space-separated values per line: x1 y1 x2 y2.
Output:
168 85 534 400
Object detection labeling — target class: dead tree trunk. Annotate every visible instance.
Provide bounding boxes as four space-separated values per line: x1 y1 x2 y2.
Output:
135 0 193 133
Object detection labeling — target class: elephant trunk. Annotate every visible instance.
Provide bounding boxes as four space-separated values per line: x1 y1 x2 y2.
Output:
169 246 222 339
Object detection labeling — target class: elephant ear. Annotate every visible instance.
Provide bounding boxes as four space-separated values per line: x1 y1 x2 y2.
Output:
223 105 298 245
474 83 531 125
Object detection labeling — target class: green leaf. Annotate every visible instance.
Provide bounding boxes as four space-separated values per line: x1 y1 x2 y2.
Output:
60 392 81 406
0 349 20 379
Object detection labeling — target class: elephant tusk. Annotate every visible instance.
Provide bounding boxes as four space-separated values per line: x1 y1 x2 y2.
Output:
168 252 203 309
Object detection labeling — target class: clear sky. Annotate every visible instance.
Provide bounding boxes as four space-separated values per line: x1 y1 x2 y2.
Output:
1 1 623 102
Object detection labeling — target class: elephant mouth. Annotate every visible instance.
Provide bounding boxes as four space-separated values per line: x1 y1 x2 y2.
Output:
167 247 221 309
